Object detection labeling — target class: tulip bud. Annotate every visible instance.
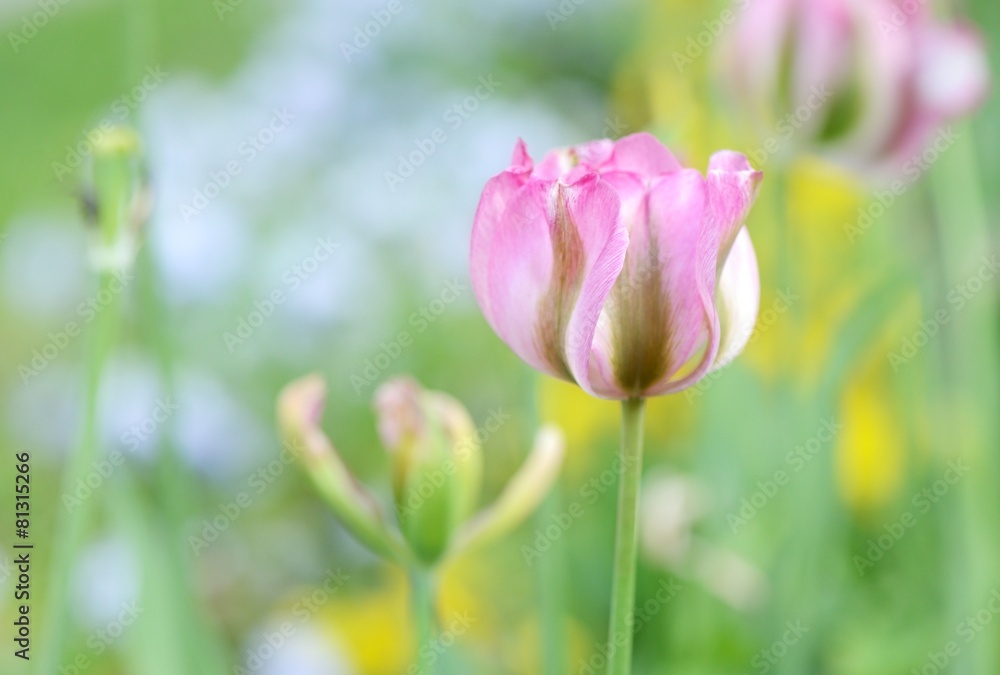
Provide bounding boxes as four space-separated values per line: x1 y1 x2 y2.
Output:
278 374 563 567
83 126 152 271
470 133 762 399
374 377 483 564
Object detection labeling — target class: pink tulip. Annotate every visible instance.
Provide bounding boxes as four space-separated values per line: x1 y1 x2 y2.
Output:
470 132 763 400
720 0 990 172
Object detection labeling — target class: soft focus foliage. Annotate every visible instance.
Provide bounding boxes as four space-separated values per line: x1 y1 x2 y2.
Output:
2 0 999 673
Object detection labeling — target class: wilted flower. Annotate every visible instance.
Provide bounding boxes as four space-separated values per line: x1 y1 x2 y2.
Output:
278 374 564 566
470 132 762 400
719 0 990 173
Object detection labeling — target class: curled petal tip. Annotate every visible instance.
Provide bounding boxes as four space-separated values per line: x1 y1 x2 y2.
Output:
511 138 533 172
277 374 407 562
277 373 327 449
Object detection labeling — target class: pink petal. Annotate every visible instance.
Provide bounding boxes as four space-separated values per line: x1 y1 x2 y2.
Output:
583 170 658 399
620 169 711 396
725 0 797 105
648 154 762 395
471 169 531 328
477 175 628 385
534 148 576 180
844 1 917 162
711 228 760 371
793 0 854 135
917 24 991 119
572 138 615 169
606 132 683 176
705 151 763 266
559 175 630 396
511 138 534 173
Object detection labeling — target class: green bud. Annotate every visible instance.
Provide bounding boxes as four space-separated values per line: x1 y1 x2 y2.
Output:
374 377 483 565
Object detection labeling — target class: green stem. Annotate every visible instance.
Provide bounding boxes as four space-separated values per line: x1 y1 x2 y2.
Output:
136 245 232 675
606 398 646 675
37 271 121 675
538 489 567 675
927 123 1000 675
411 568 438 675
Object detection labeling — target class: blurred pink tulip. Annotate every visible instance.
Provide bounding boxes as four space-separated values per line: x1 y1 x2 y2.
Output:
720 0 991 173
470 133 762 400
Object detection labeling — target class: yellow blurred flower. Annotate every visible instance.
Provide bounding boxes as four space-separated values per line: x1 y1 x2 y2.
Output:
833 295 922 515
313 568 413 675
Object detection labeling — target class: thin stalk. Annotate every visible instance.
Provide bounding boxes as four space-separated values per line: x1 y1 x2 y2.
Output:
538 489 567 675
136 244 232 674
525 375 567 675
411 568 438 675
927 123 1000 675
606 398 646 675
37 271 122 675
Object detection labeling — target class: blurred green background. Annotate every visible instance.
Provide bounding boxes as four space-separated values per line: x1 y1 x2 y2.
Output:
1 0 999 673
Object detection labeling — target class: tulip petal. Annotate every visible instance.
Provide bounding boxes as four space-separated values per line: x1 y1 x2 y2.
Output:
647 154 761 395
711 228 760 371
629 169 711 396
558 176 631 396
476 172 628 388
278 375 410 563
471 169 531 327
510 138 534 173
917 24 991 119
447 425 565 558
705 151 764 265
607 132 683 175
